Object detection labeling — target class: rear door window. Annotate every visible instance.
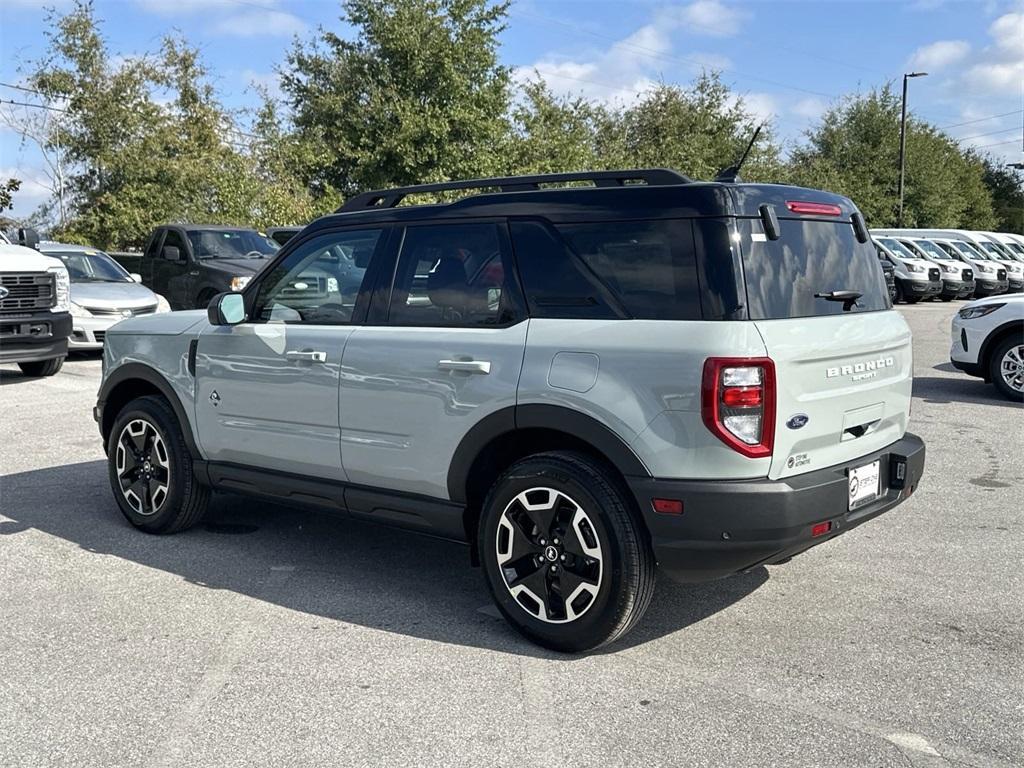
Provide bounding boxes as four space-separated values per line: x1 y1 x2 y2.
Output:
739 219 890 320
554 219 701 320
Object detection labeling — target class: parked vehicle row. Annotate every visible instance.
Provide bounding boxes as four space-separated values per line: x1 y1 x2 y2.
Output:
873 228 1023 304
95 169 926 651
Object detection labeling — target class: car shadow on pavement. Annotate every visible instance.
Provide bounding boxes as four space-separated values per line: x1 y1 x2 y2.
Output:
0 460 767 657
913 375 1022 407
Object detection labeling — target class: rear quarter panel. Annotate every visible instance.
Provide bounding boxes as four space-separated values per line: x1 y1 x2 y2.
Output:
518 319 772 480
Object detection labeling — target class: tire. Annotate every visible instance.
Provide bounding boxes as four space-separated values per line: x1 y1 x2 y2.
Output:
988 336 1024 402
196 289 216 310
941 296 953 302
106 395 210 533
894 283 905 304
905 296 921 304
17 357 64 377
478 451 655 653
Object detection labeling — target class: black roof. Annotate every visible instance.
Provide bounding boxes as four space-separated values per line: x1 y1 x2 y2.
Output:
304 170 857 237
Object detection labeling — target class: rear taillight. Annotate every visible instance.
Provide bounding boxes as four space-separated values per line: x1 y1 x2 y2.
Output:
701 357 776 458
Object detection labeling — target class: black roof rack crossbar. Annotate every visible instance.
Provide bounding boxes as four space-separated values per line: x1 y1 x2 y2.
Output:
337 168 691 212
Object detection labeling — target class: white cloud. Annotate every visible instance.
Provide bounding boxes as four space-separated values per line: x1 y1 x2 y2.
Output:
664 1 747 38
739 92 778 124
242 70 283 100
513 4 746 107
908 40 971 71
960 11 1024 95
792 97 828 121
212 10 306 38
133 0 305 38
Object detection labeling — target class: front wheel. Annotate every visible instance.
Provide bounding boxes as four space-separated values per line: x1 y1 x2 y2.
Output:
107 395 210 533
479 451 655 652
18 357 64 377
989 336 1024 402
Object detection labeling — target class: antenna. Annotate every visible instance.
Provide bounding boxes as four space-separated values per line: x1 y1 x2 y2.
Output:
714 124 763 183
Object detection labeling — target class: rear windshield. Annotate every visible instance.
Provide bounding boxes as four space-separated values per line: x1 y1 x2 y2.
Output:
738 219 890 320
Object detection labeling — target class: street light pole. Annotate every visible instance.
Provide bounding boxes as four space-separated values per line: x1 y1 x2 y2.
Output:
898 72 928 227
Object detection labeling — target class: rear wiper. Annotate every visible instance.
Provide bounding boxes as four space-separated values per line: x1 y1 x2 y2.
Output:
814 290 862 311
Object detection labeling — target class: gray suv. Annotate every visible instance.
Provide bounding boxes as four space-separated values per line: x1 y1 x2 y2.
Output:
95 170 926 651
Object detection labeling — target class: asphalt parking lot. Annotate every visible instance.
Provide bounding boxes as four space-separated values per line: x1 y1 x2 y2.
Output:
1 303 1021 768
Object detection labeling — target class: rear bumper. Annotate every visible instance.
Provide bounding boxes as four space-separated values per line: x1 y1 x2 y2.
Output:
628 433 926 582
0 312 72 363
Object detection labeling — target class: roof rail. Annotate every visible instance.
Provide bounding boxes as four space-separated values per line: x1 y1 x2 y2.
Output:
337 168 691 212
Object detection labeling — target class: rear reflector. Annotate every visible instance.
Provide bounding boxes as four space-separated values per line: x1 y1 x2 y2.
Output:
652 498 684 515
786 200 842 216
811 521 832 538
722 386 763 408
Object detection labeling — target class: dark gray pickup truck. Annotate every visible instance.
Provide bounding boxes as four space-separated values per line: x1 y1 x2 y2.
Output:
116 225 279 310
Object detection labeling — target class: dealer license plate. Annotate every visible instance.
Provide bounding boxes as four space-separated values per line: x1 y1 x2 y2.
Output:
848 460 880 510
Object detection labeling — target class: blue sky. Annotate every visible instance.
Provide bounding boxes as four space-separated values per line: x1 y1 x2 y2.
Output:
1 0 1021 218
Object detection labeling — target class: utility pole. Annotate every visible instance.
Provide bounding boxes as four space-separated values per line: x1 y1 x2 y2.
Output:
898 71 928 227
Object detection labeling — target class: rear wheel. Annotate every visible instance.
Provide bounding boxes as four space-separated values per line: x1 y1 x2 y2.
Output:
18 357 64 377
479 451 655 652
941 295 954 302
107 395 210 533
989 336 1024 402
894 283 906 304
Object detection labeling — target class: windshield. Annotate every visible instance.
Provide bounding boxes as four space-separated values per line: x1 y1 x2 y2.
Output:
1005 243 1024 260
877 237 919 261
979 241 1008 259
958 241 989 260
187 229 280 259
908 239 948 261
43 249 132 283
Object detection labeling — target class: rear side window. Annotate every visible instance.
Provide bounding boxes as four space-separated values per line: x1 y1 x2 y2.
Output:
555 219 702 320
739 219 890 320
387 222 521 327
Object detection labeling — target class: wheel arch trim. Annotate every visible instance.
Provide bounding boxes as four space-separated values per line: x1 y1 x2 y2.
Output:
98 363 200 458
979 319 1024 370
446 404 651 504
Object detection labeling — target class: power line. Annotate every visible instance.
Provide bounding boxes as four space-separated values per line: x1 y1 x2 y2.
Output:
0 98 67 113
939 110 1024 130
0 81 46 96
973 138 1022 150
956 126 1020 143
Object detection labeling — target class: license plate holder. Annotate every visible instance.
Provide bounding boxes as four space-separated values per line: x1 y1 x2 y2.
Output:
848 460 880 510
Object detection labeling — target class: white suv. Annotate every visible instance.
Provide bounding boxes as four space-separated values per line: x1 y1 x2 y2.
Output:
951 295 1024 400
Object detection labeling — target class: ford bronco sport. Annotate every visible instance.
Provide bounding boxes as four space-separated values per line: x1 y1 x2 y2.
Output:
95 170 926 651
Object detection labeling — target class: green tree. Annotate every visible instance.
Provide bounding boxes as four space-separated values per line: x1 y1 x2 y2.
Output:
21 1 316 248
0 178 21 214
507 80 601 174
282 0 512 196
981 158 1024 234
594 75 783 181
789 86 997 228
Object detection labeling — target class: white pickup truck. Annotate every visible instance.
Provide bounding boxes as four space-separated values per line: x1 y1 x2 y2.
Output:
0 228 73 376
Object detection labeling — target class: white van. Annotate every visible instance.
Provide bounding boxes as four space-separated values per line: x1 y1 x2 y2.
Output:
874 229 1011 296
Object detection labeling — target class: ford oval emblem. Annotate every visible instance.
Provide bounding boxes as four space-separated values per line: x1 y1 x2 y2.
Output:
786 413 809 430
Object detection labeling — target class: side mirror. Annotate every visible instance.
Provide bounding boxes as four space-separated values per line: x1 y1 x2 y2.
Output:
130 273 143 283
207 292 246 326
162 245 181 261
17 227 40 250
